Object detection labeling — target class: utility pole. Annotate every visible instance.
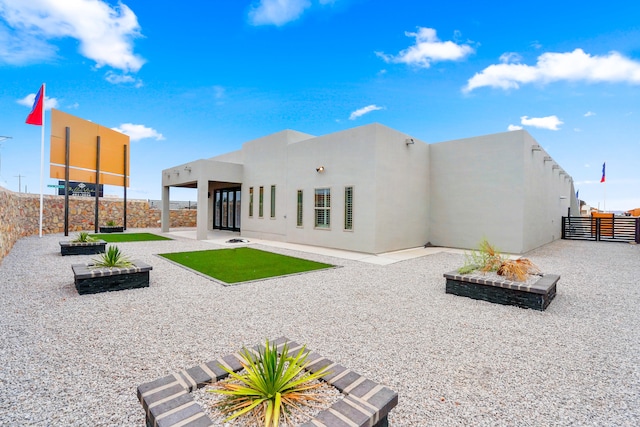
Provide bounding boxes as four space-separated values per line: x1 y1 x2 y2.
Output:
15 174 26 193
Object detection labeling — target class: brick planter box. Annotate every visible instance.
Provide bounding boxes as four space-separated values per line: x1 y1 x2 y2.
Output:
59 240 106 256
99 226 124 233
72 261 152 295
137 337 398 427
444 271 559 311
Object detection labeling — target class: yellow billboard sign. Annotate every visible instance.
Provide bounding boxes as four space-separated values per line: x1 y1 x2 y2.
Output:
50 109 130 187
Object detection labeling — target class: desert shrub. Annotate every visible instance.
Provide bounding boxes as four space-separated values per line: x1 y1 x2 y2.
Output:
497 258 541 281
458 238 506 274
210 339 331 427
71 232 95 243
91 245 132 268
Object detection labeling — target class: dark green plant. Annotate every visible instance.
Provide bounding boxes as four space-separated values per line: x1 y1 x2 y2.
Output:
210 340 331 427
71 232 95 243
91 245 132 268
105 220 117 227
457 238 506 274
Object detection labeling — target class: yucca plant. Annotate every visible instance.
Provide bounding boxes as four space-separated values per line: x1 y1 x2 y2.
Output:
210 340 331 427
71 231 96 243
91 245 132 268
105 219 117 227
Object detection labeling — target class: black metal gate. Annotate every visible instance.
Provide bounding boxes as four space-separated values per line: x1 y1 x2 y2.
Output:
562 216 640 243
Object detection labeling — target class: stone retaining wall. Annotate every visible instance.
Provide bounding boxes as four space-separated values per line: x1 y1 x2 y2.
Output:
0 186 196 264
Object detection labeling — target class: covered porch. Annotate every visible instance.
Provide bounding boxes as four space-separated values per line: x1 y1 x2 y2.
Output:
161 158 243 240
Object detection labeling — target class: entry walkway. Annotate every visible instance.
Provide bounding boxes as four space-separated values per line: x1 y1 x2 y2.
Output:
164 228 467 265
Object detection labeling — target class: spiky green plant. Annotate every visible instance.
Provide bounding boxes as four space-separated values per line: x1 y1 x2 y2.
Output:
71 232 96 243
105 219 117 227
457 238 506 274
91 245 132 268
210 340 331 427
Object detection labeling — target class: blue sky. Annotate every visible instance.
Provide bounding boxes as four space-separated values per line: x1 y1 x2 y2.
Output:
1 0 639 211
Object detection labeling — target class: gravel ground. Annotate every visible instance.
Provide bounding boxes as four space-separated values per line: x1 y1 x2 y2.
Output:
0 231 638 426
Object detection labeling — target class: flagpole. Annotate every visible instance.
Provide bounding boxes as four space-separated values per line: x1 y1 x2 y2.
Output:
603 161 606 213
39 83 46 237
603 179 606 213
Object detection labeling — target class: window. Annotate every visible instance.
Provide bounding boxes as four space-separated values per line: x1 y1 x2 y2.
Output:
270 185 276 218
344 186 353 230
248 187 253 217
259 186 264 217
296 190 303 227
314 188 330 228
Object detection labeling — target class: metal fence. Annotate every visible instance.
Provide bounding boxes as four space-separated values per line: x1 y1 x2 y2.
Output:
562 216 640 243
148 200 197 210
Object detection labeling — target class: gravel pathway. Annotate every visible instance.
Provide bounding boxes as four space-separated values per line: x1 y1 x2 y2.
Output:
0 232 638 426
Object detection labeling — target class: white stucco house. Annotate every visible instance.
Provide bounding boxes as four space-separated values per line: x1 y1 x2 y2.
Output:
161 123 578 254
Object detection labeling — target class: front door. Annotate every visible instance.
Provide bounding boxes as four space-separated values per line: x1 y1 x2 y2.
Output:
213 187 241 231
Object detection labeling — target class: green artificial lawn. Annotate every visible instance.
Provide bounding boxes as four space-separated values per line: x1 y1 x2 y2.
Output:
90 232 172 242
159 247 333 284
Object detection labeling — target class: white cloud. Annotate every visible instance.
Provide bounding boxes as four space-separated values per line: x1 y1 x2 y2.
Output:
17 92 59 110
248 0 311 26
376 27 474 68
499 52 522 64
111 123 164 142
584 111 596 117
349 104 383 120
0 0 145 72
464 49 640 92
507 124 523 131
105 71 143 87
520 115 563 131
584 163 591 168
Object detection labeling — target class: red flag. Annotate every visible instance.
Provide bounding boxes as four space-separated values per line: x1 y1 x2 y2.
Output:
25 85 44 126
600 162 606 183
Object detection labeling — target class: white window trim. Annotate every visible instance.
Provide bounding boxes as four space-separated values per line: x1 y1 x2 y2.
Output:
344 185 354 232
314 187 331 230
296 189 303 228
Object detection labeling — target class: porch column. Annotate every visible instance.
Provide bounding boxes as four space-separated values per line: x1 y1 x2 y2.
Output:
161 185 170 232
196 178 209 240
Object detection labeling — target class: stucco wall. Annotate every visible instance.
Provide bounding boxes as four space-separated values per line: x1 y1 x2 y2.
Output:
284 125 379 252
236 124 430 253
373 125 430 253
429 131 527 253
240 130 309 241
521 133 577 251
0 186 196 264
429 130 577 254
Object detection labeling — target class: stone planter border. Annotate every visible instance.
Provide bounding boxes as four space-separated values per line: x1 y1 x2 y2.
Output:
137 337 398 427
59 240 106 256
99 226 124 233
444 271 559 311
72 260 152 295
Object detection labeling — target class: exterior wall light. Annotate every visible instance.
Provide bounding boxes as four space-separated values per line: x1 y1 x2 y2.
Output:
406 138 415 145
316 166 325 173
184 166 192 172
531 145 542 151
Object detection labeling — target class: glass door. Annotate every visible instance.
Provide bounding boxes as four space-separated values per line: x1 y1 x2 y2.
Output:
213 187 241 231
